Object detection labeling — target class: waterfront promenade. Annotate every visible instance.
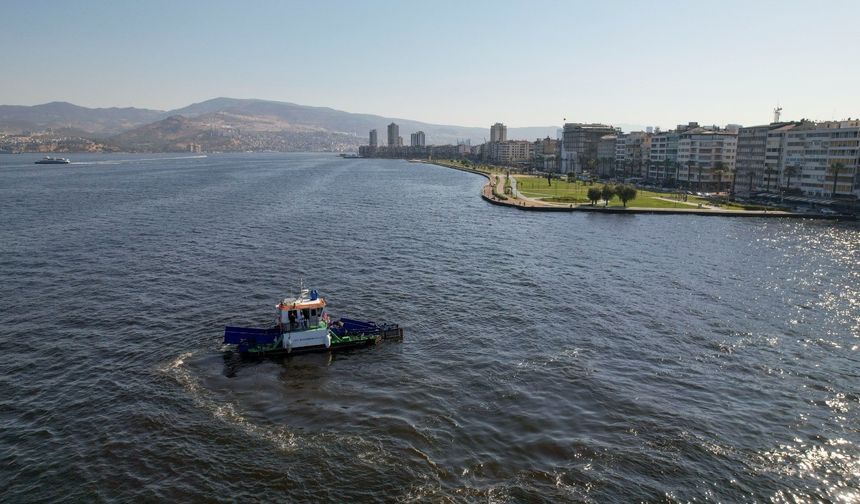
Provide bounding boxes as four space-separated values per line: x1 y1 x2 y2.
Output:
421 160 843 219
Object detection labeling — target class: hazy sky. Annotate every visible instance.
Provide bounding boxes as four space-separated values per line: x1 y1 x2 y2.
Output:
2 0 858 130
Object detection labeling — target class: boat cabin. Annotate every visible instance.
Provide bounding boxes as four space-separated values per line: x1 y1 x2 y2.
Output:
277 289 326 331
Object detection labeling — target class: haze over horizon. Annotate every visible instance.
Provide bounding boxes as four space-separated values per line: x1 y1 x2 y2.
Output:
2 0 858 130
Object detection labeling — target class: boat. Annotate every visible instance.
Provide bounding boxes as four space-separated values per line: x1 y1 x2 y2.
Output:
339 153 360 159
223 286 403 355
34 156 71 164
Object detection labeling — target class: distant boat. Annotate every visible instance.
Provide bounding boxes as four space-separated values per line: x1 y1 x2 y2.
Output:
339 153 360 159
34 156 71 164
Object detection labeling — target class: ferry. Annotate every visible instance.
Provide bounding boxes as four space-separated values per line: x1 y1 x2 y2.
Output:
223 287 403 355
34 156 71 164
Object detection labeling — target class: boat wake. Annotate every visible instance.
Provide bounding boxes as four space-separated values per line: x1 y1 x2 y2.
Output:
71 155 207 165
159 349 406 477
159 351 299 452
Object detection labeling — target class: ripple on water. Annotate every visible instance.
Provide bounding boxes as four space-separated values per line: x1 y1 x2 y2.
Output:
1 154 858 502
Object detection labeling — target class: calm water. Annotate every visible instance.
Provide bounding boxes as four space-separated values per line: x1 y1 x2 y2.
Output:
1 153 858 502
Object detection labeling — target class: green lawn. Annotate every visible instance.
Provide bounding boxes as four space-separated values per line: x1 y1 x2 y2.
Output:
515 176 717 208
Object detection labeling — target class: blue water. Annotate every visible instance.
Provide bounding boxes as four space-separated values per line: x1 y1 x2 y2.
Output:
1 152 858 502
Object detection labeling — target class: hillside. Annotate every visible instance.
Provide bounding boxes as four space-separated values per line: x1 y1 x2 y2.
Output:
0 102 164 136
110 113 363 152
0 98 561 151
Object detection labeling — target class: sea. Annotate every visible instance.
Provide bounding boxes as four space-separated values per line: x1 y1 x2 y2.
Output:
1 152 858 502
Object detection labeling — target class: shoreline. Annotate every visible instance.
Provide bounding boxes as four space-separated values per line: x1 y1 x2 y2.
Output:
418 160 850 221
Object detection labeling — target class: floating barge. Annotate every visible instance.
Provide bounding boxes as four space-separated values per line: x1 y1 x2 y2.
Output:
223 288 403 355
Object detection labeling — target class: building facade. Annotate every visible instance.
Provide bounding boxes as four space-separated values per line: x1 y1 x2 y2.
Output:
490 123 507 143
532 137 559 172
369 129 378 148
676 127 738 191
387 123 399 147
410 131 426 147
561 123 617 174
735 122 796 195
614 131 652 179
597 135 617 177
782 120 860 198
648 130 679 182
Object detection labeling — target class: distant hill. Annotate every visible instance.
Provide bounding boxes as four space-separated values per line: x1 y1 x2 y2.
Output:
110 112 364 153
0 97 561 150
0 102 164 136
168 98 560 144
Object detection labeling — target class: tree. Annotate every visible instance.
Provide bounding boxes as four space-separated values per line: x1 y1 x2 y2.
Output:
764 165 777 193
587 187 601 206
601 184 615 207
697 163 704 193
712 161 726 193
783 164 799 192
617 184 637 207
730 168 738 199
829 162 845 197
686 160 695 190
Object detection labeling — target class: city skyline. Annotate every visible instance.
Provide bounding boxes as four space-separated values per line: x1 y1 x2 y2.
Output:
1 0 858 130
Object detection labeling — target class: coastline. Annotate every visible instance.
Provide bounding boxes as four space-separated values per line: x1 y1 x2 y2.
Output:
417 159 849 221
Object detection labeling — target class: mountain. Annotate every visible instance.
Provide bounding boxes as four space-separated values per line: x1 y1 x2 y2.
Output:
169 97 560 144
0 102 164 136
110 112 364 153
0 97 561 150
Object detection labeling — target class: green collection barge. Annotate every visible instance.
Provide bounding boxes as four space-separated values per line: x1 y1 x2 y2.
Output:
223 287 403 355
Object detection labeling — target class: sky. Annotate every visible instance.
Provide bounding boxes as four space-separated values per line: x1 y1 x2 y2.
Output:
1 0 858 130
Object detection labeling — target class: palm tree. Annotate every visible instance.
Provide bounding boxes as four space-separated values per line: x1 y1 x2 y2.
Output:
764 166 777 193
686 160 695 190
730 167 738 199
697 163 704 193
829 162 845 197
783 164 799 193
712 161 726 193
675 161 681 188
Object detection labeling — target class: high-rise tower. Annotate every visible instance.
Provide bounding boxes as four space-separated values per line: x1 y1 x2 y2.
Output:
387 123 399 147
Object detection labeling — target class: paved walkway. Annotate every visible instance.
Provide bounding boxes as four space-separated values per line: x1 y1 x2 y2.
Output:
430 162 827 218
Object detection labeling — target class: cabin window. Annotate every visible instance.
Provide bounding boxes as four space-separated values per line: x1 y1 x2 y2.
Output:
311 309 316 316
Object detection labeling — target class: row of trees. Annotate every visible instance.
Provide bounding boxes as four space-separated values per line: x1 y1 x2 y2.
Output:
586 184 638 207
595 158 852 198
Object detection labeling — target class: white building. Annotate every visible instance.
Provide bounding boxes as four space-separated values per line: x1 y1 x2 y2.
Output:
782 120 860 198
676 127 738 191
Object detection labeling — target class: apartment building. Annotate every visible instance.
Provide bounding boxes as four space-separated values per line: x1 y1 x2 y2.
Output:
561 123 617 174
597 134 617 177
676 127 738 191
783 120 860 198
614 131 652 179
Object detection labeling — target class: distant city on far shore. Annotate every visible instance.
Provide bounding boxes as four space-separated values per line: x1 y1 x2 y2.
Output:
1 98 857 204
